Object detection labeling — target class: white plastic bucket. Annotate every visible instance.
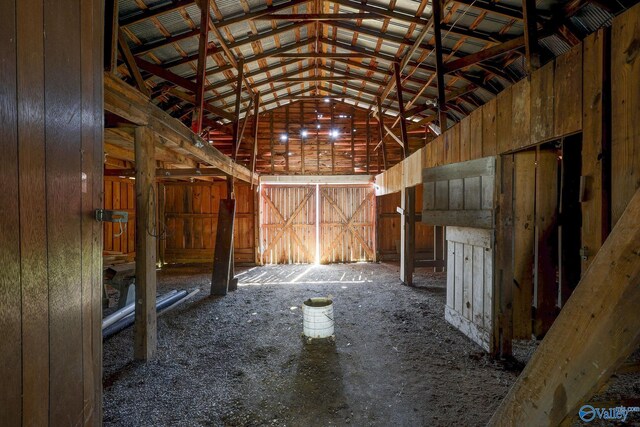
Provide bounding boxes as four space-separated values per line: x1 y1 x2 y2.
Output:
302 297 334 338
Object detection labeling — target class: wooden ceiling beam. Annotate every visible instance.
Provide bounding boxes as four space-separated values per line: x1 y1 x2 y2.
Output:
444 36 525 73
330 0 429 26
191 0 211 134
275 52 372 59
120 0 194 27
217 0 313 28
320 38 398 63
522 0 541 73
118 31 150 96
166 87 236 121
277 76 363 83
432 0 448 130
453 0 524 20
254 13 383 20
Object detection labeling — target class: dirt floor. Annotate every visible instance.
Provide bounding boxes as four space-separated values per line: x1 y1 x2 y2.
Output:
103 263 639 426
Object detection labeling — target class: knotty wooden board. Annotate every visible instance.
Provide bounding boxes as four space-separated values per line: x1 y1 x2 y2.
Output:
554 44 583 137
611 4 640 227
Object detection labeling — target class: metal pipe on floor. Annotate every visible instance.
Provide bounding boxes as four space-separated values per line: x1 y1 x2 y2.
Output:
102 290 179 330
103 290 188 339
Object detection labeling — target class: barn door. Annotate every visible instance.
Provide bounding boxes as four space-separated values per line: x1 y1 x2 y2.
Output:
422 156 498 352
260 185 316 264
319 186 376 263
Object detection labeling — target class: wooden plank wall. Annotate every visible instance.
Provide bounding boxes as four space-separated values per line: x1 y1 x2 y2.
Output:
103 177 136 257
162 181 256 264
376 187 434 261
249 102 404 175
611 6 640 227
0 0 103 424
375 38 583 198
374 14 640 277
375 5 640 353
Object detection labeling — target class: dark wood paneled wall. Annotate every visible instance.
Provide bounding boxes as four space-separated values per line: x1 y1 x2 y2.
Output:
163 181 256 264
104 177 137 256
0 0 104 424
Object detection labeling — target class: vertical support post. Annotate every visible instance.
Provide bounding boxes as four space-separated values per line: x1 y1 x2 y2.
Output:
251 92 260 190
134 126 157 361
300 101 305 174
330 101 335 174
366 113 371 174
285 104 290 173
104 0 119 72
400 186 416 285
269 111 275 174
230 58 244 197
376 97 388 170
157 182 165 267
191 0 210 133
434 225 445 272
351 106 356 173
522 0 541 73
432 0 448 130
494 154 514 357
394 62 409 159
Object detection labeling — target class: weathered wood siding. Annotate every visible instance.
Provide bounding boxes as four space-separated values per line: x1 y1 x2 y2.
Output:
0 0 103 423
162 181 256 264
445 227 494 351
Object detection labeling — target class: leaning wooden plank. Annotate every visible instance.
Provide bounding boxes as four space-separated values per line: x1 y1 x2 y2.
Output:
104 73 256 185
211 199 235 296
488 188 640 426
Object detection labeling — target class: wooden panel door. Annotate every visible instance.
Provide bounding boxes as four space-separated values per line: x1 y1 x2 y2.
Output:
260 185 316 264
445 226 494 352
319 186 376 263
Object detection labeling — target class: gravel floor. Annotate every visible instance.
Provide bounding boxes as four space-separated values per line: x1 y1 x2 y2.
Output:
102 263 639 426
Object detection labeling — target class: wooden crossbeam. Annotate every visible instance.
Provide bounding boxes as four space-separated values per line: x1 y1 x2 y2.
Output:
522 0 541 72
331 0 429 26
275 52 372 59
377 97 388 169
255 13 382 20
117 31 149 96
191 0 210 134
394 62 409 159
445 36 526 73
276 76 362 82
432 0 448 130
453 0 524 20
120 0 193 26
104 0 119 72
216 0 312 28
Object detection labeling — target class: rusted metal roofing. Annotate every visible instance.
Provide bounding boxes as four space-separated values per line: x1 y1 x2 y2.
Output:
114 0 638 133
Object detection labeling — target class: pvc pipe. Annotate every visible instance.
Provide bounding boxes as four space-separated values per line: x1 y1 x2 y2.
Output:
102 290 178 330
103 290 188 339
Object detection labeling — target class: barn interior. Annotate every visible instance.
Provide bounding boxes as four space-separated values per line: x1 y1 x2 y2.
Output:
2 0 640 425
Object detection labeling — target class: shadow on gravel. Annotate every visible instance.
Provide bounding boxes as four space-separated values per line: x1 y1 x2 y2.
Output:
288 340 349 420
